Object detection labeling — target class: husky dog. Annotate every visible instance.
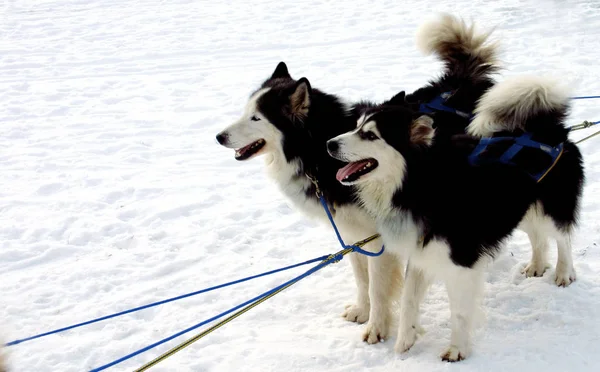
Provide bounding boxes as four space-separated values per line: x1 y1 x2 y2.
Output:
327 72 584 361
215 63 404 344
215 13 502 344
403 13 585 285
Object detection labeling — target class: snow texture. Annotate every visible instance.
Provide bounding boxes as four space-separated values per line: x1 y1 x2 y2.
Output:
1 0 600 371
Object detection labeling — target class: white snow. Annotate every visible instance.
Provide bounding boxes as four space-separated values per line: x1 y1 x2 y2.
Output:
1 0 600 371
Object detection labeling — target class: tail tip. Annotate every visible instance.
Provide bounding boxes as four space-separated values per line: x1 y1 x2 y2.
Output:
415 12 498 63
416 12 463 56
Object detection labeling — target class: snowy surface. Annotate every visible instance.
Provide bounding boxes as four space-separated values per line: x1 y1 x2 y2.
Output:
1 0 600 371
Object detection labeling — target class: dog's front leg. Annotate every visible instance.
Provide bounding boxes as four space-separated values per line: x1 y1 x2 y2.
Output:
395 261 429 352
363 243 404 344
441 267 484 362
342 252 371 323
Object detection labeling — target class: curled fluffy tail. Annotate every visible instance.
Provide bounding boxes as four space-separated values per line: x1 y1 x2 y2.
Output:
416 13 499 81
467 75 571 140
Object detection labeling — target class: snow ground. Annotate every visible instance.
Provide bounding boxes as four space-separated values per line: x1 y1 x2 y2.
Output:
1 0 600 371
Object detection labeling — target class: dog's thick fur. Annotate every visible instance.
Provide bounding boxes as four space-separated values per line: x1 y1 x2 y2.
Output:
215 13 501 344
327 74 584 360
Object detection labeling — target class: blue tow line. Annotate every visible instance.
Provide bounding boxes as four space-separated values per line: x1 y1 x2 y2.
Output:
5 255 330 347
571 95 600 100
89 251 348 372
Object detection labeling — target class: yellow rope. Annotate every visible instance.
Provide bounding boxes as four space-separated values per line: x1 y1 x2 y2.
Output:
575 129 600 144
539 126 598 182
133 235 380 372
536 145 564 183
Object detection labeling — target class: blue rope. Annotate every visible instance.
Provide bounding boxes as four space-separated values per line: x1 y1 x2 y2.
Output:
318 195 384 257
571 96 600 100
89 252 344 372
4 255 329 347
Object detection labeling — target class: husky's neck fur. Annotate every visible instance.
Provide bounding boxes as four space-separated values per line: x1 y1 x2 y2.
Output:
265 145 313 201
261 91 366 219
271 92 359 198
356 163 406 219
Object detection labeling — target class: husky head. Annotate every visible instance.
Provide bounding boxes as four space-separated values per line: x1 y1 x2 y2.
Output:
216 62 314 161
326 107 435 212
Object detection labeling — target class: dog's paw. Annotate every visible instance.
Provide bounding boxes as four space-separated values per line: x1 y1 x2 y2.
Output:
440 345 468 362
362 318 389 344
555 265 576 287
394 325 424 353
342 304 369 324
522 260 549 278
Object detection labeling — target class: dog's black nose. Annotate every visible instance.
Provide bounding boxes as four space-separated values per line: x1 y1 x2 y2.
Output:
327 140 338 153
216 132 228 145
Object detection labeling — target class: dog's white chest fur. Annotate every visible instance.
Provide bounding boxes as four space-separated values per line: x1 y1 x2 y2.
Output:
264 152 324 220
264 151 377 237
378 213 421 257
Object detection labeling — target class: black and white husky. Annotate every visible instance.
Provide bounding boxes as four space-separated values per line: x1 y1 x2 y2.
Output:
327 72 584 360
215 14 501 344
215 62 403 344
217 62 404 343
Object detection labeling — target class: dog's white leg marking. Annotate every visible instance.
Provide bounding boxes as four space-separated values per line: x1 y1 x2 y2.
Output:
363 249 404 344
441 267 484 362
343 252 371 323
519 205 551 278
395 263 431 353
523 227 550 278
555 231 576 287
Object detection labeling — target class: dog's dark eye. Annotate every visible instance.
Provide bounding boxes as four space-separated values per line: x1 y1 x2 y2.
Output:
361 131 379 141
251 115 261 121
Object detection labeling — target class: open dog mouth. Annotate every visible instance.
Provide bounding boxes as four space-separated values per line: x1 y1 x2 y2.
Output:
336 158 378 183
234 139 266 160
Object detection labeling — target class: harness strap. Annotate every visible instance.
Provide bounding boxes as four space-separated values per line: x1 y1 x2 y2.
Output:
305 172 384 257
468 133 564 183
419 91 474 119
317 194 385 257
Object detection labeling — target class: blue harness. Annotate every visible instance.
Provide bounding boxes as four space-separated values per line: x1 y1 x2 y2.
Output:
419 91 474 120
467 132 564 182
420 92 564 183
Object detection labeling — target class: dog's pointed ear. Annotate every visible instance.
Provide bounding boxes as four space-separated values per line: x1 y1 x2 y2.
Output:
388 91 406 106
410 115 435 146
271 61 291 79
290 77 311 118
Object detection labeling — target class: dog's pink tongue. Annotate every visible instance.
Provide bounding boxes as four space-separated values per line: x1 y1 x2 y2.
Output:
336 161 369 182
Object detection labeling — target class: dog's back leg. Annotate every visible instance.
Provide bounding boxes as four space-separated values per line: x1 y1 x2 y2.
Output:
519 201 578 287
555 231 576 287
520 205 551 278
